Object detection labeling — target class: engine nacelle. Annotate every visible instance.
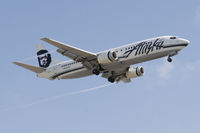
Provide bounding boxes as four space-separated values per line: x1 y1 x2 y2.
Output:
126 67 144 79
97 51 118 65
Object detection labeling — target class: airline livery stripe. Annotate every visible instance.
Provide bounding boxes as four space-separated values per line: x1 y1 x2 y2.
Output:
52 67 85 79
163 43 188 48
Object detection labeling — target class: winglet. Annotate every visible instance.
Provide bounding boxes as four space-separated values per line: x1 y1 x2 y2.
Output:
13 62 45 73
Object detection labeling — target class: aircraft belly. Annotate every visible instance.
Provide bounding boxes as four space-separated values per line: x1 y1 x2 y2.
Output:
58 68 92 79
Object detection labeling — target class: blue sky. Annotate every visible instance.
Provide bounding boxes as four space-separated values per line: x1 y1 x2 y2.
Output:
1 0 200 133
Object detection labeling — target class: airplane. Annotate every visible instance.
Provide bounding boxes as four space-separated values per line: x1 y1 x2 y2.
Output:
14 36 189 83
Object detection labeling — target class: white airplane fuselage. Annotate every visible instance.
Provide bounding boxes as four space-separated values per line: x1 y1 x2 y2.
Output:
37 36 189 80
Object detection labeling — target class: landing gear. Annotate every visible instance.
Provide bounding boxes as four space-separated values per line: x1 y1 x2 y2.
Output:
107 71 116 83
92 65 104 75
167 57 172 62
108 77 115 83
167 51 178 63
92 69 100 75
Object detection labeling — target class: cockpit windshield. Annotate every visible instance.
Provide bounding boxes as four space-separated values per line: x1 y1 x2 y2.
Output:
170 36 177 39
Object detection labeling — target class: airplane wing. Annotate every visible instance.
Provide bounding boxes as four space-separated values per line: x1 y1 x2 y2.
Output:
13 62 45 73
41 38 98 69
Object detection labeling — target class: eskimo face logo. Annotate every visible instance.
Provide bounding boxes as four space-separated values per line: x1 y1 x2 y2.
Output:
37 50 51 68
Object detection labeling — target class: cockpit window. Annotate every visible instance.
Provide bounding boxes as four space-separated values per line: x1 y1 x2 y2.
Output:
170 36 177 39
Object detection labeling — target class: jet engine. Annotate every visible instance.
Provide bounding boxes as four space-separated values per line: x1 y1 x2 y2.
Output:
125 67 144 79
97 51 118 65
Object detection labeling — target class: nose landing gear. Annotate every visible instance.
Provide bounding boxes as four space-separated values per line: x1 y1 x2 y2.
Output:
167 51 178 63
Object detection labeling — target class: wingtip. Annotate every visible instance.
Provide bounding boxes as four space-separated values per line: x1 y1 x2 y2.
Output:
41 37 52 43
13 61 22 66
40 37 47 41
13 62 21 67
13 61 17 64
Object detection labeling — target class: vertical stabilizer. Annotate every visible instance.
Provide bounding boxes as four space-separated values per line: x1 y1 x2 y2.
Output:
36 44 60 68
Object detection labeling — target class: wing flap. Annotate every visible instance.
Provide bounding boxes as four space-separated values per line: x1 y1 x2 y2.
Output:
13 62 45 73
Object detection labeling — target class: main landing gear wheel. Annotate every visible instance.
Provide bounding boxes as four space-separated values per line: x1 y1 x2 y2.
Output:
108 77 115 83
92 69 100 75
167 57 172 62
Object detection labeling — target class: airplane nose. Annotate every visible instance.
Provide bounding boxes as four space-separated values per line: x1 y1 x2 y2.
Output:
181 38 190 46
184 39 190 46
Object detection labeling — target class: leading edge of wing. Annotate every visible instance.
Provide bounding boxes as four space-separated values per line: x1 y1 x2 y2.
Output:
41 38 96 58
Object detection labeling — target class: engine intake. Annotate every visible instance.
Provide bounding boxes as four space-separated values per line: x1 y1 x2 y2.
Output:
97 51 118 65
126 67 144 79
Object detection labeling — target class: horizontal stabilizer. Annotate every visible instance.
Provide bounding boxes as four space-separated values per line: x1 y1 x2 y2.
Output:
13 62 45 73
